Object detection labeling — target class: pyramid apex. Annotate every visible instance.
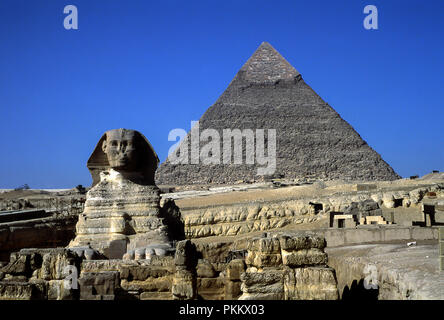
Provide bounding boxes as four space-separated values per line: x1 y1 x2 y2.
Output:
239 42 300 83
259 41 273 47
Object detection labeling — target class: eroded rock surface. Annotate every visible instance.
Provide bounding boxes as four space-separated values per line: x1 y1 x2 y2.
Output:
327 243 444 300
69 129 184 259
239 233 338 300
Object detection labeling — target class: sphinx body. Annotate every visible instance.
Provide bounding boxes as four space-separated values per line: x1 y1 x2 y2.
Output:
69 129 178 259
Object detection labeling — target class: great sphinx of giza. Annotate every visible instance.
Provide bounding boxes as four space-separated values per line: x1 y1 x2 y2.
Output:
69 128 183 259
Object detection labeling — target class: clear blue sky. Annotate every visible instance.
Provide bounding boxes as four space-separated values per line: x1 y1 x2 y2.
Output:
0 0 443 188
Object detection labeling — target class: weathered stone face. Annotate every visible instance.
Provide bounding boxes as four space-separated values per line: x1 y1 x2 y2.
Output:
87 128 159 186
102 129 140 171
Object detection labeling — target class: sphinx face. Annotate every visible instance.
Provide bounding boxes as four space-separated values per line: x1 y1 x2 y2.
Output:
102 129 140 171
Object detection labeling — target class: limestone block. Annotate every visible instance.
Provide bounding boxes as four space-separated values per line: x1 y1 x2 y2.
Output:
172 269 195 300
48 279 76 300
76 217 126 235
0 282 43 300
382 195 395 208
154 248 167 257
226 259 246 281
345 219 357 228
225 280 242 300
196 277 225 300
284 267 338 300
1 248 80 282
238 292 284 300
123 252 134 260
1 253 28 275
197 277 224 289
81 260 128 272
240 270 284 294
409 188 427 204
196 259 216 278
279 235 326 251
120 277 171 292
440 256 444 272
245 252 282 268
281 249 328 267
355 184 377 191
247 237 281 253
118 265 173 280
195 242 232 264
333 214 354 220
174 240 197 269
140 291 172 300
2 275 27 282
79 271 120 300
403 199 411 208
38 250 79 281
134 248 145 260
145 248 155 260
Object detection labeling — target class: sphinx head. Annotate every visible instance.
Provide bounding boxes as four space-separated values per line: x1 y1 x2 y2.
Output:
87 128 159 186
101 129 141 171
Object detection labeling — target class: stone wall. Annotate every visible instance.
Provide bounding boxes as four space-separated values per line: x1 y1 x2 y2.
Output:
238 234 338 300
0 197 85 214
0 215 78 262
0 248 82 300
327 243 444 300
0 248 177 300
80 258 175 300
180 184 443 239
321 226 439 247
0 235 339 300
182 199 327 238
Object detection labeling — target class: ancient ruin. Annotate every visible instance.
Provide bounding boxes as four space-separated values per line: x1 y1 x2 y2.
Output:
156 42 400 185
0 43 443 301
69 129 182 259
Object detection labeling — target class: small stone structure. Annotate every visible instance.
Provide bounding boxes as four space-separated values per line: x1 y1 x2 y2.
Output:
361 215 390 225
332 214 356 228
422 200 444 227
328 199 387 228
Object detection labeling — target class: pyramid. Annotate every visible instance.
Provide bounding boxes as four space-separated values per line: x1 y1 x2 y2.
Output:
156 42 400 185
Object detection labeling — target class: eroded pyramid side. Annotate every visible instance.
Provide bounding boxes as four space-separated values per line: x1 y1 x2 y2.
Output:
156 42 400 185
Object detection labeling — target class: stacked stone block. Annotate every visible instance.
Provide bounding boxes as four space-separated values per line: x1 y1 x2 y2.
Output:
172 240 197 300
0 248 81 300
79 258 175 300
239 234 338 300
225 259 245 300
195 259 225 300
